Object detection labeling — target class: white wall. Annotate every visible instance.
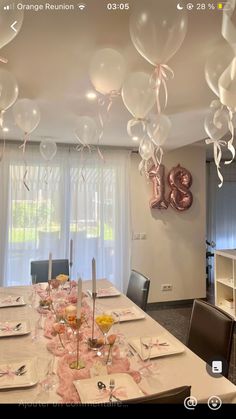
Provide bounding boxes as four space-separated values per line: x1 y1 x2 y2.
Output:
130 145 206 303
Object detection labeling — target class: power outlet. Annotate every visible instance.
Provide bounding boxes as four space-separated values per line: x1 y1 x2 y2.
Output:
161 284 172 291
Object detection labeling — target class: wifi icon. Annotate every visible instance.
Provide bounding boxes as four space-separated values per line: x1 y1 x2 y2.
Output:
78 3 86 10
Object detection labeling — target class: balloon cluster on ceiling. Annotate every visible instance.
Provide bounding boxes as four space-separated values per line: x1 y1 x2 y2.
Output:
75 1 188 174
0 0 57 164
205 0 236 187
6 1 234 188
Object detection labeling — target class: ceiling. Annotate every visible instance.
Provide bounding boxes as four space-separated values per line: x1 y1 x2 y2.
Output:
0 0 230 151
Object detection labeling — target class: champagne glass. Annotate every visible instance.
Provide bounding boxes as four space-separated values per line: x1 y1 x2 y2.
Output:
95 313 114 346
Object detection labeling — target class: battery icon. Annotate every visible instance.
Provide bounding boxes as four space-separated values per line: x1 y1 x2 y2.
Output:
217 2 233 10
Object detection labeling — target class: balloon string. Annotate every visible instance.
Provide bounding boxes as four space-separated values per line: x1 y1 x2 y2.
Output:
0 110 5 129
0 57 8 64
0 139 6 163
151 64 174 114
23 165 30 191
205 138 226 188
225 107 235 165
19 132 29 154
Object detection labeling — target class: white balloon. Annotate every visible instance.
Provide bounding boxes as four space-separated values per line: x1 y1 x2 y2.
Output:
139 137 154 161
40 139 57 161
13 99 40 134
0 1 24 49
204 108 229 141
89 48 126 95
122 72 155 119
130 0 188 65
147 114 172 146
205 42 234 97
0 69 18 112
75 116 97 144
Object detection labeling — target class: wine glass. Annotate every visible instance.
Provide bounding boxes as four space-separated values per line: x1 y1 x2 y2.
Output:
95 313 114 346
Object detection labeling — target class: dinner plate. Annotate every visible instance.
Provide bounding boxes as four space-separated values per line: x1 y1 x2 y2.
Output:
107 306 145 322
87 286 121 298
0 321 31 337
73 373 143 404
0 295 25 308
0 358 38 389
128 334 185 360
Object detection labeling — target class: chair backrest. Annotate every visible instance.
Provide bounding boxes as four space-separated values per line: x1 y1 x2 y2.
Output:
186 299 234 377
31 259 69 283
124 385 191 404
126 270 150 311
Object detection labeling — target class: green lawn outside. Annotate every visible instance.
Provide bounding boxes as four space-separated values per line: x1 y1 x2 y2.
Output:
10 224 113 243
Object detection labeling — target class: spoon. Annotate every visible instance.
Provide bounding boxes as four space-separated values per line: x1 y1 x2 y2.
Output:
13 323 22 331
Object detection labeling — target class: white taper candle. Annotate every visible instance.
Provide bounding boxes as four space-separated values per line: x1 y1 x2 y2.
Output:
70 239 73 265
48 252 52 282
77 278 82 319
92 258 96 294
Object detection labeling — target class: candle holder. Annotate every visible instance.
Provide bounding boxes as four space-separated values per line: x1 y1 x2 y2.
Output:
87 292 103 351
69 318 85 370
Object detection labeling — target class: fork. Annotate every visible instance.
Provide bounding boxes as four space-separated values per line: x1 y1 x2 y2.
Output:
109 379 120 402
0 364 26 377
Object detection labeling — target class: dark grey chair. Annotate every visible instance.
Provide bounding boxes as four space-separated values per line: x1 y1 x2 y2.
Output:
122 385 191 404
186 299 234 377
126 270 150 311
30 259 69 283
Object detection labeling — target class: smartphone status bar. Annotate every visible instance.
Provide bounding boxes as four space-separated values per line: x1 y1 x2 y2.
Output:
177 2 233 11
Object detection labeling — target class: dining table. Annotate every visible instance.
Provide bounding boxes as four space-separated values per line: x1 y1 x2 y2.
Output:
0 279 236 405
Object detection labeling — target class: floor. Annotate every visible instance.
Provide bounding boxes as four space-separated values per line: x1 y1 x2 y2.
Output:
147 285 236 385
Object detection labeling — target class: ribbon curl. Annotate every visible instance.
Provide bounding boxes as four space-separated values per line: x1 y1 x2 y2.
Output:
150 64 174 114
205 138 227 188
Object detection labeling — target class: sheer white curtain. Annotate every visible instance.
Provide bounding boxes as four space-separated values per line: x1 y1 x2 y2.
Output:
207 161 236 249
0 145 131 291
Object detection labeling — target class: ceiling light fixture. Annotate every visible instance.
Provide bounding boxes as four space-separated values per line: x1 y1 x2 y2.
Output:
86 91 97 100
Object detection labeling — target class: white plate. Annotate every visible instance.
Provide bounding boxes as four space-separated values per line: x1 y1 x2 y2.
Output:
0 358 38 389
0 295 25 308
108 306 145 322
128 335 185 360
73 373 143 404
0 321 31 337
87 287 121 298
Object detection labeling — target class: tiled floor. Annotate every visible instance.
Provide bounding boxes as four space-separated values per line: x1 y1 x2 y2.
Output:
147 287 236 385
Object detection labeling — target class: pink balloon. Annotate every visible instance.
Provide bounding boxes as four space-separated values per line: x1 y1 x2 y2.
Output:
148 164 168 209
168 164 193 211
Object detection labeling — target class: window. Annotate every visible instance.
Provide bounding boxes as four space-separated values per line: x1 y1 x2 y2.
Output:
0 146 131 291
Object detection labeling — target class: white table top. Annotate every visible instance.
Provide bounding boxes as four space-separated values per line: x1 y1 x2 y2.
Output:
0 280 236 404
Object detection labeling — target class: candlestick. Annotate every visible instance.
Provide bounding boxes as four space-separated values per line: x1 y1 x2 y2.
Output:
77 278 82 319
48 253 52 282
91 291 97 340
69 239 73 268
92 258 96 294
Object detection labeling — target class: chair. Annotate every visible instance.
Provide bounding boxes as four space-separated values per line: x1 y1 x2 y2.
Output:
186 299 234 377
30 259 69 283
123 385 191 404
126 270 150 311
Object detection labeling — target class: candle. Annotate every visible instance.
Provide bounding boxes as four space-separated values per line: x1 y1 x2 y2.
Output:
48 252 52 282
70 239 73 265
92 258 96 294
77 278 82 319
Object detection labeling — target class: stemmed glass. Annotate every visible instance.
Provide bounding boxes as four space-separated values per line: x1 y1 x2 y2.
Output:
29 274 37 308
95 313 115 362
95 313 115 346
